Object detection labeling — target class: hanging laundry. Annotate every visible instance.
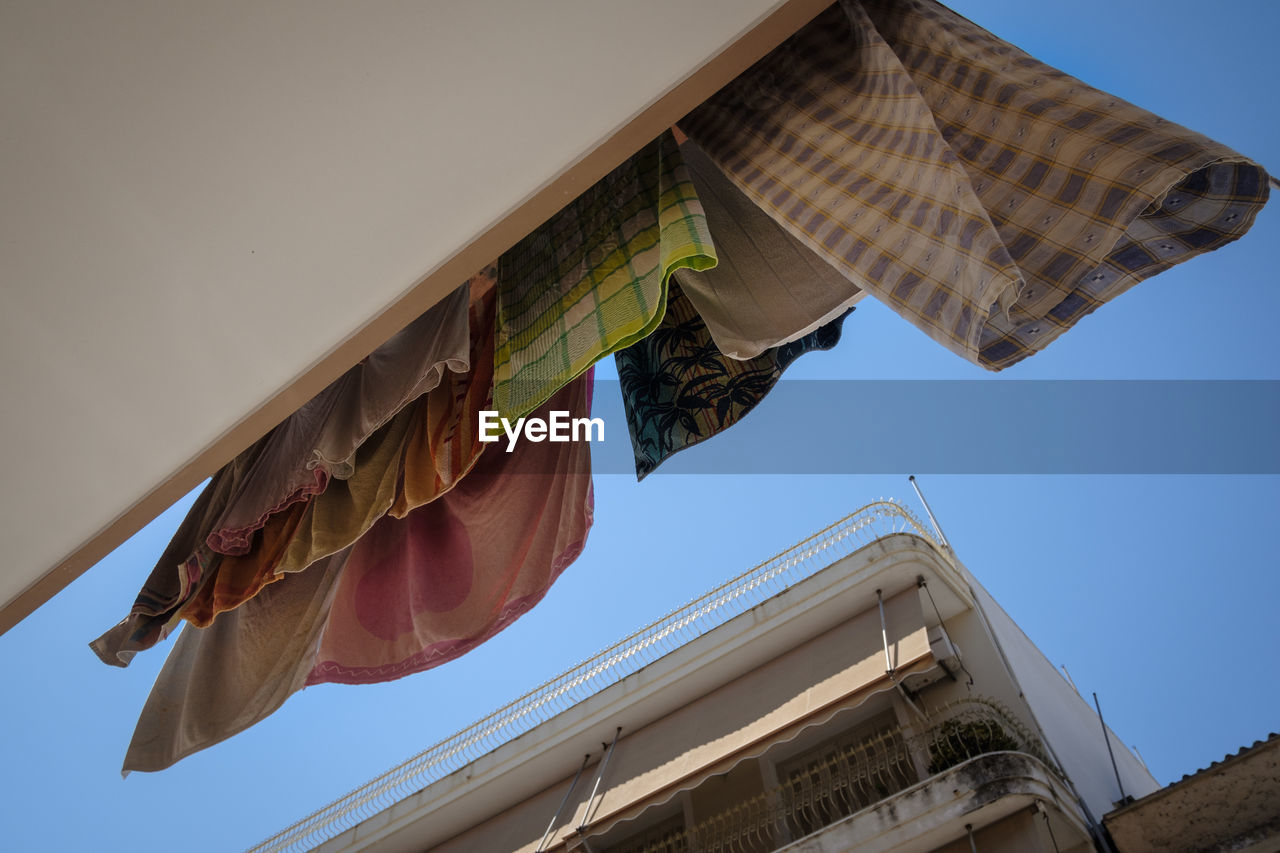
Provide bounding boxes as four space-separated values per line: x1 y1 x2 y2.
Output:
206 282 471 556
172 406 414 629
206 288 499 606
185 290 497 632
122 546 350 775
122 372 595 773
617 278 847 479
674 136 864 360
176 500 309 629
390 283 496 519
88 442 268 665
680 0 1269 370
308 373 593 685
90 279 476 665
493 130 716 421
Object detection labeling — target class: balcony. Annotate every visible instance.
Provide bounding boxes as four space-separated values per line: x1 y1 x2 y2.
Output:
603 698 1067 853
255 501 942 853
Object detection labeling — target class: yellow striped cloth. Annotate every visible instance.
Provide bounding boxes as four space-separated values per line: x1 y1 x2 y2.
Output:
681 0 1269 369
493 130 717 419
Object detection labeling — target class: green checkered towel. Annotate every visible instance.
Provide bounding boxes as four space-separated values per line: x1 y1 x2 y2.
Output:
494 130 717 419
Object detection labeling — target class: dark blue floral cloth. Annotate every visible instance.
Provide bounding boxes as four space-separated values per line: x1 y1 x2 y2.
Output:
617 277 848 479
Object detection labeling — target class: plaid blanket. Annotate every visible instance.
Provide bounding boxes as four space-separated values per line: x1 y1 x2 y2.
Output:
680 0 1269 369
494 130 717 418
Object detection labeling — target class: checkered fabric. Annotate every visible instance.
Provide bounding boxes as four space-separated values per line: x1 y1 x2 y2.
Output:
680 0 1269 369
493 130 717 419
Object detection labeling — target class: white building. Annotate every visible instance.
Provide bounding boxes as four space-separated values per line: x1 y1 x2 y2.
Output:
251 501 1155 853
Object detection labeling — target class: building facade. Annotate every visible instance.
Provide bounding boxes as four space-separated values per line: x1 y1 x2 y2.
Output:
253 502 1156 853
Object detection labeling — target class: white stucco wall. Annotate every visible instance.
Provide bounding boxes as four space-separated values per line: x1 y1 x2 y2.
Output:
964 572 1159 817
0 0 829 629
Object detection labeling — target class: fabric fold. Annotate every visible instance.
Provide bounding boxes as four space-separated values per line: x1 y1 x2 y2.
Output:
175 500 309 629
390 283 497 519
673 137 864 360
309 371 594 685
88 438 268 666
617 279 848 479
122 548 350 774
206 282 471 555
680 0 1269 370
493 129 716 420
91 278 478 665
177 288 501 629
122 372 595 772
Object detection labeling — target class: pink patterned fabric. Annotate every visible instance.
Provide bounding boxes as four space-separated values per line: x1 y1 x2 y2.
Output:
121 371 595 772
307 371 595 685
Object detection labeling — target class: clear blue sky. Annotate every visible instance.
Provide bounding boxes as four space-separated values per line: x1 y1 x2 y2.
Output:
2 2 1277 850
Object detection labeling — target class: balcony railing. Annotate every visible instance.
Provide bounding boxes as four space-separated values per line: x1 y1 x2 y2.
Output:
607 698 1052 853
251 501 938 853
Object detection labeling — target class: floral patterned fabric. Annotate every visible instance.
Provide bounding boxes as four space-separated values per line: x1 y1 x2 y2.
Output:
617 278 848 479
